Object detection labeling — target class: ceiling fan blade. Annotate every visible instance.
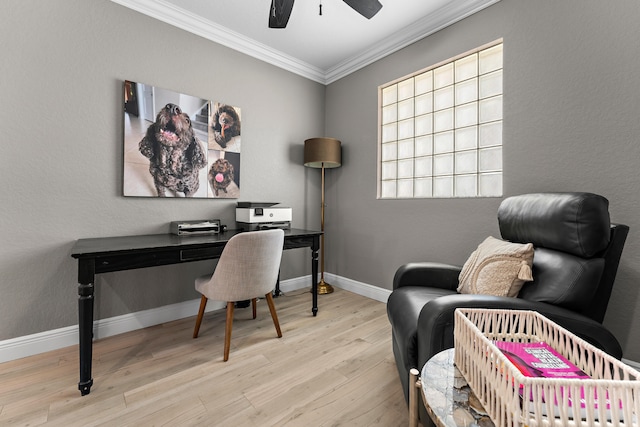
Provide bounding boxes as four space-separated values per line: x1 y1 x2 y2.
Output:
342 0 382 19
269 0 295 28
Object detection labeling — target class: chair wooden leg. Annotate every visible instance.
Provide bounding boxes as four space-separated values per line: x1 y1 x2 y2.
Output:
193 295 208 338
223 302 234 361
252 298 257 319
265 293 282 338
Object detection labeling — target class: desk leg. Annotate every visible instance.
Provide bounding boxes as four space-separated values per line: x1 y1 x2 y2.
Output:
311 235 319 316
77 259 95 396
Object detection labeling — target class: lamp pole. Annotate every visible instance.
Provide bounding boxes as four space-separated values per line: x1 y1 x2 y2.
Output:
318 161 332 294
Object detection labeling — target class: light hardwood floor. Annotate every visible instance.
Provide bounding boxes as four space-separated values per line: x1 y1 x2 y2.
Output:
0 288 409 426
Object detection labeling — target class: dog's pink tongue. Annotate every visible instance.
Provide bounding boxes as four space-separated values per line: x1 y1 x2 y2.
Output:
161 129 178 141
215 173 224 183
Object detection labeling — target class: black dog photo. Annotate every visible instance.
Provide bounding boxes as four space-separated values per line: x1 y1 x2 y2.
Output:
139 103 206 197
207 151 240 198
209 102 241 152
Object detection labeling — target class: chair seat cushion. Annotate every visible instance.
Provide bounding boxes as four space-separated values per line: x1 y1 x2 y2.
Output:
387 286 457 373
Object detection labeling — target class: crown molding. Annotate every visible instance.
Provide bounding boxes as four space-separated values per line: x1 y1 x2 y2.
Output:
110 0 327 83
324 0 501 84
110 0 500 85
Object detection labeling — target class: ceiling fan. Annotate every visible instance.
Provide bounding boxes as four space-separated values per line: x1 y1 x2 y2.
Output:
269 0 383 29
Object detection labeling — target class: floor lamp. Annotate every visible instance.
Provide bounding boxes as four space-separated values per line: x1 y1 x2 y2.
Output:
304 137 342 295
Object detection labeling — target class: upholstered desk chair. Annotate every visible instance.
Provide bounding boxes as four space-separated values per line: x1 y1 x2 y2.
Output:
192 229 285 361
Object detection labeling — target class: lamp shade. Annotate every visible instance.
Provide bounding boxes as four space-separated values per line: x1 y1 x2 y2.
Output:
304 137 341 168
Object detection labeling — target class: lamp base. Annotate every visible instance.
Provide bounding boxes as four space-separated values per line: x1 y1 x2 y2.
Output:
317 279 334 295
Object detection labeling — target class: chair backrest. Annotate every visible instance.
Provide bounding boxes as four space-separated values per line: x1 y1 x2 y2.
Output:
206 229 285 302
498 192 629 323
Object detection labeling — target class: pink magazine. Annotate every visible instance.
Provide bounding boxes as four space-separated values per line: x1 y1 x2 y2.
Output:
494 341 589 379
494 341 624 419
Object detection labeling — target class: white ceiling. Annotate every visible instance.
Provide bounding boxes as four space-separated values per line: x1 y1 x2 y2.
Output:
111 0 500 84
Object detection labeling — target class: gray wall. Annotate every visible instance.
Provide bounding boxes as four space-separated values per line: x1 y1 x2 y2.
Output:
2 0 640 363
0 0 324 339
325 0 640 361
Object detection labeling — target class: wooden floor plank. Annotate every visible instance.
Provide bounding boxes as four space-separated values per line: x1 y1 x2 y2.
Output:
0 289 409 426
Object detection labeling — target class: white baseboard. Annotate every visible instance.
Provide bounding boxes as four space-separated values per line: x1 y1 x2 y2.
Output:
324 272 391 303
2 275 636 370
0 276 310 364
0 325 81 364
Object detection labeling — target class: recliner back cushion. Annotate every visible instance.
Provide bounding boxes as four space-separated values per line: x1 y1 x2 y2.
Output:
518 248 604 310
498 193 610 258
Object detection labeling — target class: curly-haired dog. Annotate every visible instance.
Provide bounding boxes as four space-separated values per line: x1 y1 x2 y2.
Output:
211 104 241 149
208 158 235 196
139 103 206 197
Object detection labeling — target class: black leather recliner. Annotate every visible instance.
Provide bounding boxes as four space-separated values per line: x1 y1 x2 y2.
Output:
386 192 629 417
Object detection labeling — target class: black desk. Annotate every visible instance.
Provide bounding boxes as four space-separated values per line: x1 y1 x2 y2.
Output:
71 228 321 396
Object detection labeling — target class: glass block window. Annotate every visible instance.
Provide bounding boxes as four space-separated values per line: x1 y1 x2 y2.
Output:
378 41 503 199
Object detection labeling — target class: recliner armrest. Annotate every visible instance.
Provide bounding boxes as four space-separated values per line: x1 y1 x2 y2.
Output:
393 262 462 291
416 294 623 372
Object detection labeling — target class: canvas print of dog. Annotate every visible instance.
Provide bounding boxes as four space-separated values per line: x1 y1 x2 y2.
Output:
210 103 241 152
209 158 235 196
139 103 207 197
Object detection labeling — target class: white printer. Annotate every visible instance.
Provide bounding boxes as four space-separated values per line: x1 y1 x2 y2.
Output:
236 202 292 231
